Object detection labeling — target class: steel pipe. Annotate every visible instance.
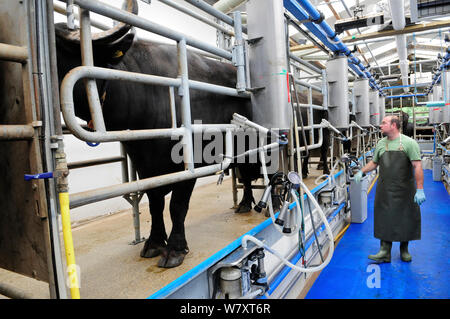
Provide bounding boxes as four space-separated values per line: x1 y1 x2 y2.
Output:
60 66 247 142
185 0 248 33
67 156 125 170
233 11 246 93
79 7 107 132
289 52 323 75
53 1 111 30
0 125 35 141
69 130 234 208
0 43 28 63
0 282 33 299
67 0 232 60
294 103 326 111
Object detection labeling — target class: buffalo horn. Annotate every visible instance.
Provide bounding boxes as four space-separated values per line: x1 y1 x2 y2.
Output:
55 0 138 44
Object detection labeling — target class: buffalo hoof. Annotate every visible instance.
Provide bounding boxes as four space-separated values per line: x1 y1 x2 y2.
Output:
235 196 255 213
157 248 189 268
235 202 252 213
140 240 166 258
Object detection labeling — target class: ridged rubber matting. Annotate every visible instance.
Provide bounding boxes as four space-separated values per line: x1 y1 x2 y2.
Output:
306 170 450 299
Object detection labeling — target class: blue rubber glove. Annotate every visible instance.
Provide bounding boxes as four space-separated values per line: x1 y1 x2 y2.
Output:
354 171 363 183
414 189 426 205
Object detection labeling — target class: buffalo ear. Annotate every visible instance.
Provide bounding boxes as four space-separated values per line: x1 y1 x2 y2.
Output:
101 33 135 65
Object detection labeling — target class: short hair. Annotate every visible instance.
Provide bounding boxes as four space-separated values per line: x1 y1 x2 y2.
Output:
390 116 401 129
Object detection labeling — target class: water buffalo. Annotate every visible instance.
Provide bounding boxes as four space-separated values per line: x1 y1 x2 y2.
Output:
54 1 329 268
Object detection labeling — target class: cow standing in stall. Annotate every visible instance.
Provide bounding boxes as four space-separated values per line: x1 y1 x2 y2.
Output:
54 0 330 268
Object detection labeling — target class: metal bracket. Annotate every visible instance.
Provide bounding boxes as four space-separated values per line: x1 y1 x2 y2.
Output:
246 37 263 46
246 86 265 93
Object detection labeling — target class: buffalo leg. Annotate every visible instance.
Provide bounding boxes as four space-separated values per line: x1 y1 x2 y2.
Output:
158 179 196 268
140 191 167 258
235 176 255 213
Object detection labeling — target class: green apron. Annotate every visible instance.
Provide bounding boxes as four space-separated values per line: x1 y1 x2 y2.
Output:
373 135 421 242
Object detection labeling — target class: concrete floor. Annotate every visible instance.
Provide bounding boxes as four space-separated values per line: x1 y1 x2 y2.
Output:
0 164 329 299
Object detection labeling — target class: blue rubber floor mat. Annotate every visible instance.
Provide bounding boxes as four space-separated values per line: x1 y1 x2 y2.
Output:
306 170 450 299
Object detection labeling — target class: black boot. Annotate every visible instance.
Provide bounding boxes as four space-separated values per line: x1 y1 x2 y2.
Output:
400 241 412 262
368 240 392 263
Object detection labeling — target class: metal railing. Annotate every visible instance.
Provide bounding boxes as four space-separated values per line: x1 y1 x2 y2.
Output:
56 0 255 208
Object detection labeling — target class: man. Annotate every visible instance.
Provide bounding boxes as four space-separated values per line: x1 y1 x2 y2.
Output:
354 116 426 262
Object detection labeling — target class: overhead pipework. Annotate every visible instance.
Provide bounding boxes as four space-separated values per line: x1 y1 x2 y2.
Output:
283 0 384 96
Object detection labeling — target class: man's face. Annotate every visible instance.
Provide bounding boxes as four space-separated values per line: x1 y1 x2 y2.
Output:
380 117 394 135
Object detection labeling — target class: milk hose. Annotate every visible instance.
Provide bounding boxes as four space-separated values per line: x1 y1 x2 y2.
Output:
242 180 334 273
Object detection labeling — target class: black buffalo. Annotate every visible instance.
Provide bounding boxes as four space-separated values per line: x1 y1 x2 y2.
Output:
55 1 260 268
293 90 330 178
54 1 329 268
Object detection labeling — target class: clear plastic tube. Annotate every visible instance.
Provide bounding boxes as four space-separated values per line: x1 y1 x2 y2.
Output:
242 180 335 273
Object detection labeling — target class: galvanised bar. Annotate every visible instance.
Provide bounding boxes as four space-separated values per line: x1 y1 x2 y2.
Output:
233 11 246 93
69 130 234 208
284 0 384 94
53 1 111 30
61 65 183 142
0 125 35 141
289 52 323 75
158 0 235 37
294 103 326 110
79 7 106 133
189 79 250 98
60 66 248 142
294 78 322 92
185 0 248 34
67 156 126 170
386 93 428 99
178 38 195 172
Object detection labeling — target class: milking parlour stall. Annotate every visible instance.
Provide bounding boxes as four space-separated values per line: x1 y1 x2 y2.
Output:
0 0 449 311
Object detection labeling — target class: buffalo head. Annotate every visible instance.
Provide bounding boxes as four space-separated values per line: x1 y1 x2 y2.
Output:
54 0 138 122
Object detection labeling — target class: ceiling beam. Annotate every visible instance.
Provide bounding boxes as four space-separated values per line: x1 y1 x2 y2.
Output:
291 19 450 52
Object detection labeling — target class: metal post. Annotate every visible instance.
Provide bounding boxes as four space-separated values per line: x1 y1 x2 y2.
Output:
177 38 194 172
129 160 145 245
232 11 246 93
231 168 238 209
